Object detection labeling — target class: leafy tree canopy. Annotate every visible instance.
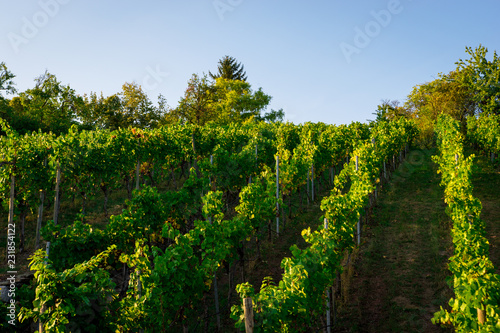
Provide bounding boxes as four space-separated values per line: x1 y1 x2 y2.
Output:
15 71 80 135
79 83 165 130
370 100 409 123
171 74 272 125
255 108 285 123
172 74 216 125
121 82 163 129
1 55 280 134
209 77 271 124
0 62 16 96
455 44 500 114
404 70 476 146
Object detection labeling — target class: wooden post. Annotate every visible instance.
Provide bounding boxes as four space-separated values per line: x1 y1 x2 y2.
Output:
206 154 221 330
35 189 45 251
243 298 254 333
311 164 315 202
276 155 280 237
356 156 360 246
207 157 222 331
137 267 144 333
211 272 220 331
39 304 46 333
209 155 214 191
53 161 61 225
135 160 141 191
478 307 486 325
44 241 50 262
250 145 257 184
190 128 202 178
137 269 142 298
357 219 361 246
39 239 51 332
306 166 310 205
324 218 331 333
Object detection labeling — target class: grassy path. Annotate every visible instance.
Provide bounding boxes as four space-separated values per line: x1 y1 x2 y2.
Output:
336 149 454 332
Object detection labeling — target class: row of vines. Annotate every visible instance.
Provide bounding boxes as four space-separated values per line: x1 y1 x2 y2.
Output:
230 119 418 332
467 113 500 163
432 114 500 332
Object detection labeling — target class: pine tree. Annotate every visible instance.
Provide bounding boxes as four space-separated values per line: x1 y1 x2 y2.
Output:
209 55 248 81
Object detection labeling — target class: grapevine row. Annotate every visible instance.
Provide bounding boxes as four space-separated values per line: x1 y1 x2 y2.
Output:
230 118 417 332
467 113 500 163
432 114 500 332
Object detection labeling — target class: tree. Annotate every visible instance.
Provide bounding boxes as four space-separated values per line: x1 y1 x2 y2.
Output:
405 71 476 146
0 62 17 96
0 62 17 131
121 82 162 129
15 71 79 134
79 84 165 130
78 92 122 130
209 78 271 124
455 45 500 114
4 97 40 134
172 75 272 125
256 108 285 123
209 55 248 81
370 100 409 123
173 74 216 125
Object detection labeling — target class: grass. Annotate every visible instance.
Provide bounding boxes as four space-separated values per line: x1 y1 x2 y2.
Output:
335 148 454 333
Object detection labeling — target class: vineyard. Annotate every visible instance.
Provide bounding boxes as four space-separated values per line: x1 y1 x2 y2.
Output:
1 114 500 332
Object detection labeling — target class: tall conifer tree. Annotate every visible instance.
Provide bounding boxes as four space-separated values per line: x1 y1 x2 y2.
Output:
209 56 247 81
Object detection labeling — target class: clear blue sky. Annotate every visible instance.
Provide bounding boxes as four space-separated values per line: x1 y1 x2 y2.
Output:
1 0 499 125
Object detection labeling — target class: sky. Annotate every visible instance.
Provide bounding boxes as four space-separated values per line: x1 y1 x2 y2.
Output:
1 0 499 125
